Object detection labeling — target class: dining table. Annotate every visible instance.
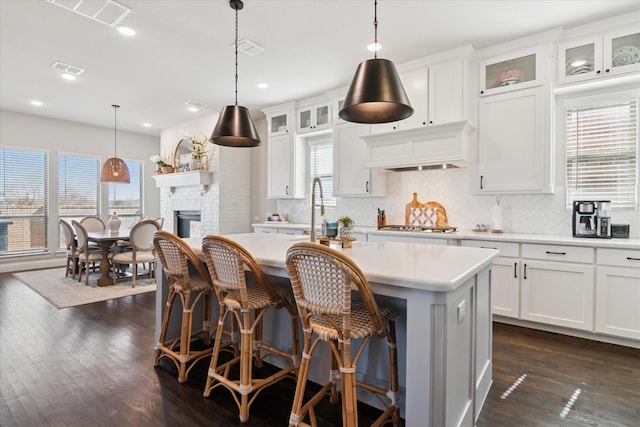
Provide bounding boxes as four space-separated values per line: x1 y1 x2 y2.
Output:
87 228 131 287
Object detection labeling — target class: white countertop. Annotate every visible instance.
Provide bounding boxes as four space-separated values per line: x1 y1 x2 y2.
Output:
252 223 640 250
187 232 499 293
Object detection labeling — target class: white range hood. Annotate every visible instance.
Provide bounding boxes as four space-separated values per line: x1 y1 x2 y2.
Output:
362 121 475 171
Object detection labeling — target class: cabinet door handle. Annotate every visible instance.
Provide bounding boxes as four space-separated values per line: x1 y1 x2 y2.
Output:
480 90 484 95
480 246 498 250
596 70 601 74
480 175 484 190
523 263 527 280
545 251 566 255
605 68 610 73
285 185 289 195
365 181 370 193
514 262 518 278
627 257 640 261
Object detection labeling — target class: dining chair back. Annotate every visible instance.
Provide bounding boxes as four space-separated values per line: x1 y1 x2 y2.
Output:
201 234 300 423
71 220 104 285
59 219 78 279
111 219 159 287
152 230 216 383
285 241 401 427
80 215 106 232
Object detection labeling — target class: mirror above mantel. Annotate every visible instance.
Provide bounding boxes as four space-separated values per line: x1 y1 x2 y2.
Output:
173 137 194 171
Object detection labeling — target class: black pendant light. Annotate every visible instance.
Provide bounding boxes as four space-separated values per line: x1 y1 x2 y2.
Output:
210 0 261 147
100 104 131 183
339 0 413 124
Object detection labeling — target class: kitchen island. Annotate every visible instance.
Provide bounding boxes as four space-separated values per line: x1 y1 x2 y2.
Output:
155 233 498 426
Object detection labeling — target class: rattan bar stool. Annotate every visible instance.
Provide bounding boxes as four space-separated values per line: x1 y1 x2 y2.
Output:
201 235 300 423
285 241 401 427
153 230 218 383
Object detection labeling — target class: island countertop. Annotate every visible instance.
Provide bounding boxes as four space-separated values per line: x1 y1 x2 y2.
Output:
185 232 499 293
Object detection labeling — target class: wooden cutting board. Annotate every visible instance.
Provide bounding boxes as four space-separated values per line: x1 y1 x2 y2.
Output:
404 192 450 227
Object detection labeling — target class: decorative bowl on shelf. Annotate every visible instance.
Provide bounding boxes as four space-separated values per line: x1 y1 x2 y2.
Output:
496 69 522 86
565 58 593 75
612 46 640 67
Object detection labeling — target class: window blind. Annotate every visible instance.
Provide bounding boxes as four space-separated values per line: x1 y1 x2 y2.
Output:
0 148 48 254
310 140 336 207
566 98 638 209
108 160 142 229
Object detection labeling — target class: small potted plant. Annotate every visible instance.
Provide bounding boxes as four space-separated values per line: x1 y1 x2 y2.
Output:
150 154 173 173
337 215 355 241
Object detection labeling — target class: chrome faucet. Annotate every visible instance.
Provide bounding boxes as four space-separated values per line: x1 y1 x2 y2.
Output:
310 177 325 242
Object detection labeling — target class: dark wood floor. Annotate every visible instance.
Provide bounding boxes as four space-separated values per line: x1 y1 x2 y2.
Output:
1 272 639 426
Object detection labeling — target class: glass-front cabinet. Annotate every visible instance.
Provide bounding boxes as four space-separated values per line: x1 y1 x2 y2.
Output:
263 102 295 136
296 98 331 133
558 26 640 85
479 47 545 96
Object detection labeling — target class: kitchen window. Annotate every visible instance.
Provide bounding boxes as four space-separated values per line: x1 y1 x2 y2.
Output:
0 147 48 255
565 91 638 209
107 160 142 229
309 136 335 207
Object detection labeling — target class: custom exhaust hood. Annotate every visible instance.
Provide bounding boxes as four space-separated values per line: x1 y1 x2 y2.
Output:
361 120 475 171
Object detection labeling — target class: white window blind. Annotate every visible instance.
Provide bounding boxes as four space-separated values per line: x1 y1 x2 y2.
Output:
108 160 142 229
0 148 48 254
58 153 100 249
310 140 336 207
566 98 638 209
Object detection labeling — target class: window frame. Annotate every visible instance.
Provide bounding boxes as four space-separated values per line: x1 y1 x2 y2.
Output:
308 134 336 208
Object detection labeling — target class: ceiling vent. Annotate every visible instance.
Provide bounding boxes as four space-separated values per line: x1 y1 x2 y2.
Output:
45 0 131 28
185 100 208 109
51 61 85 76
235 38 265 57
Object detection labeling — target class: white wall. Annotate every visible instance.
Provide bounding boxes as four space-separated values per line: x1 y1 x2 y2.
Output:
0 109 160 272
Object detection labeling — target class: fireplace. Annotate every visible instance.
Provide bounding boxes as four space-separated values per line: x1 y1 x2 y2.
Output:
175 210 201 238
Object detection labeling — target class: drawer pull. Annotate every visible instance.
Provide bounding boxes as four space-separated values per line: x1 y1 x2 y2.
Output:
545 251 566 255
514 262 518 278
481 246 498 250
627 257 640 261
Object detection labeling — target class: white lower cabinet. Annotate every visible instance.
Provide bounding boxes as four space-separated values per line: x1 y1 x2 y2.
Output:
595 248 640 340
367 233 449 245
462 240 520 318
521 244 594 331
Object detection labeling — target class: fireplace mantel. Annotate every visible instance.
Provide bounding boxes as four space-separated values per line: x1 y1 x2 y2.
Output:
152 170 213 194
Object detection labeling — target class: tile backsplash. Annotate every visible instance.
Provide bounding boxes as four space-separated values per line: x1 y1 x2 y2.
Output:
277 168 639 238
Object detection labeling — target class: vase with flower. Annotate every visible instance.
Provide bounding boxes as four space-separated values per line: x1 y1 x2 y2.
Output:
150 154 173 174
189 134 211 171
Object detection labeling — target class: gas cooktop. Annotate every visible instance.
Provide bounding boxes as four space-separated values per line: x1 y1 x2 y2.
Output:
378 225 458 233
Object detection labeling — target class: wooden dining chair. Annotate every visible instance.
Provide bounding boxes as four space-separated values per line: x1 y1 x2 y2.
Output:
71 220 106 285
111 219 159 287
285 241 401 427
59 219 78 279
201 234 300 423
152 230 218 383
80 215 106 231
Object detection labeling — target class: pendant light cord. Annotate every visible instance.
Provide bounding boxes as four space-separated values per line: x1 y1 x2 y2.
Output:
234 6 239 106
373 0 378 59
112 104 120 157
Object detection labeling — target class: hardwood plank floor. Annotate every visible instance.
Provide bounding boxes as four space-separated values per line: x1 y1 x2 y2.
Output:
1 272 638 426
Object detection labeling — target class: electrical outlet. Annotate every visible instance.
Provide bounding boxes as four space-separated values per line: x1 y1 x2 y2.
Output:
457 300 466 323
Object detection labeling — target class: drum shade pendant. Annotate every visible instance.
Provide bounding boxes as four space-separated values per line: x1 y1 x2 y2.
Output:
339 0 413 124
100 104 130 183
210 0 261 147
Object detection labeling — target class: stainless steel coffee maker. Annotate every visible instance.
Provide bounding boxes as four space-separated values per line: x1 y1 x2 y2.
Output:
572 200 611 238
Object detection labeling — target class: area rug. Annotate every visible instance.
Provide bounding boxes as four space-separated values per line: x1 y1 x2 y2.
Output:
12 268 156 309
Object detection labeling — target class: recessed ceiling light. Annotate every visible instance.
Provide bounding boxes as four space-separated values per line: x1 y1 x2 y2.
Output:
188 107 199 112
61 73 77 81
256 82 269 89
30 100 43 106
367 42 381 52
142 123 151 127
117 25 136 36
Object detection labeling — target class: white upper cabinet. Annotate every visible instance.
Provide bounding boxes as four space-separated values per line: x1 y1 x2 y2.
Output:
479 46 545 96
296 97 332 133
333 122 387 197
558 25 640 85
371 46 473 135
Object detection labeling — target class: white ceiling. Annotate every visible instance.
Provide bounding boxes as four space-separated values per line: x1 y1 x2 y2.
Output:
1 0 639 137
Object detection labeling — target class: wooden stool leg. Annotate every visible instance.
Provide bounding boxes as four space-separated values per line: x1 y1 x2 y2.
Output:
288 330 313 427
154 289 177 366
203 306 229 397
177 290 193 383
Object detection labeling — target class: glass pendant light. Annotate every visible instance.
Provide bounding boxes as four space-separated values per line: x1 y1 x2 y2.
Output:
339 0 413 124
100 104 130 183
210 0 261 147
